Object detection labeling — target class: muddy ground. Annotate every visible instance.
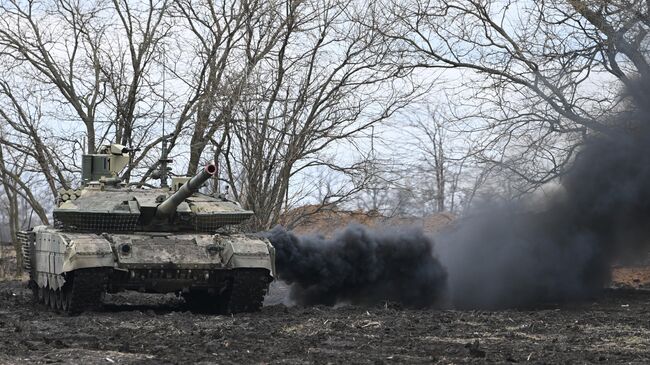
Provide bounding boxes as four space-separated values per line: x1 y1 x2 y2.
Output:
1 279 650 364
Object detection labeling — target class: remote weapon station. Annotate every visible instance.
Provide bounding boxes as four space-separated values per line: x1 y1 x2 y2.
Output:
19 143 275 313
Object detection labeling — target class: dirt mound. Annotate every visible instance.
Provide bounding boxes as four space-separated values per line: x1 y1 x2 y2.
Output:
280 205 455 236
612 266 650 289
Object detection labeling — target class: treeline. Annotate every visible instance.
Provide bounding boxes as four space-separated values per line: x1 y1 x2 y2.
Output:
0 0 647 274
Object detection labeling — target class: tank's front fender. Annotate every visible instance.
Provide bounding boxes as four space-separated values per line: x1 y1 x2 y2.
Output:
61 234 115 272
218 234 275 276
32 228 114 290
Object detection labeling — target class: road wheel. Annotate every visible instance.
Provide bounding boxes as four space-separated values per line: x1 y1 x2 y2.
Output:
38 286 46 304
49 289 57 310
65 268 109 314
29 281 39 303
61 287 70 312
55 290 63 310
43 287 50 306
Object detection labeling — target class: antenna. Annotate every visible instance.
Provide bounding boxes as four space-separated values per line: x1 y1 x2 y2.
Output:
162 46 166 148
28 208 33 228
158 45 171 188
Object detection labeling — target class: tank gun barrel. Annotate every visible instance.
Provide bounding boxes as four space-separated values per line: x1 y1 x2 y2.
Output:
155 162 217 219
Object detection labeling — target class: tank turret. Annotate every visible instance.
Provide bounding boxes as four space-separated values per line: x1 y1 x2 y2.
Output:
20 143 275 314
52 145 253 232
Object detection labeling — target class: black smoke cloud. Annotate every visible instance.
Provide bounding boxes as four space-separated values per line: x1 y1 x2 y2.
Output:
265 224 447 307
438 77 650 308
266 78 650 309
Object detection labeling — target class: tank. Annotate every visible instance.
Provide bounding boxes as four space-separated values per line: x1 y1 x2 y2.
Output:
19 144 275 314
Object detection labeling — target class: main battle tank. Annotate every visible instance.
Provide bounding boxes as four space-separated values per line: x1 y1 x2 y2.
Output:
19 144 275 313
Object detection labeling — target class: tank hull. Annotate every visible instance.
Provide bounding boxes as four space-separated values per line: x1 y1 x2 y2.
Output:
21 226 275 313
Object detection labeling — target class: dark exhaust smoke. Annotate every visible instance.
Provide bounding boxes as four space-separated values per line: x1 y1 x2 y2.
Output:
266 78 650 309
438 77 650 308
265 224 447 307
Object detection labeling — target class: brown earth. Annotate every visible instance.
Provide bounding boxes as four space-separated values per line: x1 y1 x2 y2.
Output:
611 266 650 289
280 206 455 237
1 279 650 364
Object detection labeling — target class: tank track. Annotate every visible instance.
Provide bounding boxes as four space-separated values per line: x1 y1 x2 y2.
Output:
65 268 110 313
184 269 272 314
223 269 272 314
33 268 109 314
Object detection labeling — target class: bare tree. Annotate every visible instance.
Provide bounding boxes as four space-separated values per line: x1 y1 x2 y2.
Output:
411 107 449 212
0 0 173 177
0 1 176 272
171 0 288 176
0 79 71 197
381 0 649 192
0 138 51 273
221 0 420 230
2 0 106 153
168 0 422 230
